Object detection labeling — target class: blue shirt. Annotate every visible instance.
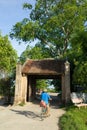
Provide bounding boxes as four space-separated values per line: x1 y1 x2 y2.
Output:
41 92 50 105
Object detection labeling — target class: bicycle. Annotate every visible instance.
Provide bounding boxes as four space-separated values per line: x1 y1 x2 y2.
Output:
40 100 48 120
40 106 47 120
40 103 51 120
40 98 52 120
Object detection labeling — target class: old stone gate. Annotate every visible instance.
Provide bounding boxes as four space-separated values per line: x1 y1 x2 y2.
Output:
14 59 71 105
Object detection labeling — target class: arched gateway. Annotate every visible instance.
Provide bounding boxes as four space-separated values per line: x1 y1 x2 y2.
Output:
14 59 71 105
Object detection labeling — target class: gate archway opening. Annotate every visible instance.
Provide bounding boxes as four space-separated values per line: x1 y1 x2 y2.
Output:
26 75 62 104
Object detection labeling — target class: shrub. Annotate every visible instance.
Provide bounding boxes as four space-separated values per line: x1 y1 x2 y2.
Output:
59 107 87 130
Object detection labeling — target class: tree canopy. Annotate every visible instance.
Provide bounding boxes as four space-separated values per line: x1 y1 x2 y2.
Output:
0 34 17 78
0 34 18 99
71 30 87 86
10 0 87 58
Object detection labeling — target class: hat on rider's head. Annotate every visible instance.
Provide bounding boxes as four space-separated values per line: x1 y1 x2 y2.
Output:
43 88 47 92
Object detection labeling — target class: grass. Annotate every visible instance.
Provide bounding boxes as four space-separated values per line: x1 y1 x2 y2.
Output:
18 102 25 106
59 106 87 130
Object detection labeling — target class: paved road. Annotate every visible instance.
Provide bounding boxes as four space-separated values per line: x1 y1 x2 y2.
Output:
0 93 65 130
0 103 65 130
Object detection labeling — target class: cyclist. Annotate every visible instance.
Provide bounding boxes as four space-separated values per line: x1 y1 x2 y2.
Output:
40 89 52 117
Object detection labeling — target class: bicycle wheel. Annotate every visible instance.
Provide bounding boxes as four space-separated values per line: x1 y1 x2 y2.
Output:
40 107 47 120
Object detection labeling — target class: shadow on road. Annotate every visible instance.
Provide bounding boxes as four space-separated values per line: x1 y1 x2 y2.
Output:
10 109 42 121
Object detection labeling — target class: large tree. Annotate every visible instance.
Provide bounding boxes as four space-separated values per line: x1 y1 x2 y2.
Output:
10 0 87 91
10 0 87 58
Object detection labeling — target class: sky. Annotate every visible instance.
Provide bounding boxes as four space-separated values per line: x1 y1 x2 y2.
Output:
0 0 35 56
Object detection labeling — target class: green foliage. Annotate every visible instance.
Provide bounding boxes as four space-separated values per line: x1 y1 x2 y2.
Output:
0 76 15 103
10 0 87 91
0 34 17 102
70 30 87 86
18 102 25 106
59 107 87 130
20 45 51 64
0 34 17 73
10 0 87 58
50 78 61 92
73 61 87 84
36 79 48 90
23 3 32 9
47 88 56 93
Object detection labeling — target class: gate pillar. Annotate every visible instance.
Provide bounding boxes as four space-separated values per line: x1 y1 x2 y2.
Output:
64 61 71 104
61 74 66 103
14 63 22 104
14 63 27 105
21 74 27 103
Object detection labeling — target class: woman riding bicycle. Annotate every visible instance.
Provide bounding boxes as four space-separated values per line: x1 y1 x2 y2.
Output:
40 89 52 117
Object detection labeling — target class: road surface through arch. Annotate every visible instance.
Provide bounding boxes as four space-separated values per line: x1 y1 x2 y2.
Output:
0 93 65 130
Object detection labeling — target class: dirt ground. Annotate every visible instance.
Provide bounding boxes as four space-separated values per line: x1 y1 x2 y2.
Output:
0 93 66 130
